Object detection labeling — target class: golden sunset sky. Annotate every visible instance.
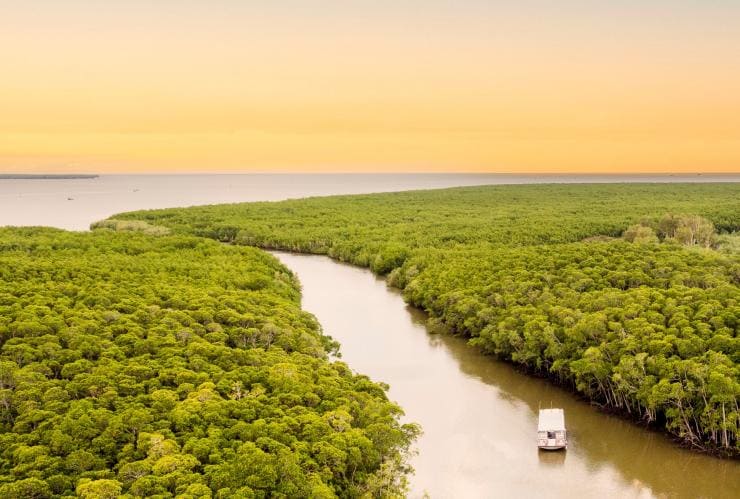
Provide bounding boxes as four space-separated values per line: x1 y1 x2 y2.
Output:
1 1 738 173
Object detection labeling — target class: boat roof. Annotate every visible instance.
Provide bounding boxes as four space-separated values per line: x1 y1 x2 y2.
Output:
538 408 565 431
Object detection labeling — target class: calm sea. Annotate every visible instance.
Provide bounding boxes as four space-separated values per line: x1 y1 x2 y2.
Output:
1 173 738 231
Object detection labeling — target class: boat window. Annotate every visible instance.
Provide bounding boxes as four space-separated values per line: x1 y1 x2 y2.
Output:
547 431 555 439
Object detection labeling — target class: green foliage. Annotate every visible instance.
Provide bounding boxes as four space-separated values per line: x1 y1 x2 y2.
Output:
717 233 740 254
114 183 740 455
627 213 718 248
0 228 417 497
90 219 171 236
112 183 740 261
622 224 659 244
76 479 122 499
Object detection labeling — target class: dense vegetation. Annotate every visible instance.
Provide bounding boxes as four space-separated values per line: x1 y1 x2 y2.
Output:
0 228 417 498
114 183 740 455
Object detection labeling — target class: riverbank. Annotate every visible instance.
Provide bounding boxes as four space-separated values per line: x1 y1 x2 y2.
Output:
0 227 417 497
273 251 740 497
110 183 740 456
278 245 740 459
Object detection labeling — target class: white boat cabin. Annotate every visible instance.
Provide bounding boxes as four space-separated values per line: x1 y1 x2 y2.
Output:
538 408 567 450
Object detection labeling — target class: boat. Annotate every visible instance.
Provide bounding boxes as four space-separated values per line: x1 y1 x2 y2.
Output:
537 408 567 450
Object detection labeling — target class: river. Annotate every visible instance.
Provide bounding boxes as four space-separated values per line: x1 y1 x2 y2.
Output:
272 251 740 499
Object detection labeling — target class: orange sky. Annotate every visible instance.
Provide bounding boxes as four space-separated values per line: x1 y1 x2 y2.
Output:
1 1 739 173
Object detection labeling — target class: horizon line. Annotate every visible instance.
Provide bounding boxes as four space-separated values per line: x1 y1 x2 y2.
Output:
3 171 740 176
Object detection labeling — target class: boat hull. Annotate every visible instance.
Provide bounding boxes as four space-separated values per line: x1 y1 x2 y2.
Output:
538 438 567 450
538 444 567 451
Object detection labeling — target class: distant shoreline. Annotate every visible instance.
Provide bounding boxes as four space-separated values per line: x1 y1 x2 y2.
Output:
0 174 98 180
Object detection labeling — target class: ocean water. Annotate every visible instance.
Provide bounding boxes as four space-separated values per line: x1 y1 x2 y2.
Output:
1 173 737 231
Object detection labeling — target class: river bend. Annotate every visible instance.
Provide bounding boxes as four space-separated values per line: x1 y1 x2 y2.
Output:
273 252 740 499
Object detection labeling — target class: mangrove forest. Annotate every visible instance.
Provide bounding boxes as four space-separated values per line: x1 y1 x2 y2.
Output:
111 183 740 456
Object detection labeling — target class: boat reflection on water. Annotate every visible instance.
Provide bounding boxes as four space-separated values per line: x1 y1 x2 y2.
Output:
538 449 567 467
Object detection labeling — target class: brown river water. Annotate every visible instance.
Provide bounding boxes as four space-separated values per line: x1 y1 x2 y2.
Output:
273 252 740 499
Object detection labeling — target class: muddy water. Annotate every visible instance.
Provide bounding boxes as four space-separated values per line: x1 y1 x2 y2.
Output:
272 252 739 499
